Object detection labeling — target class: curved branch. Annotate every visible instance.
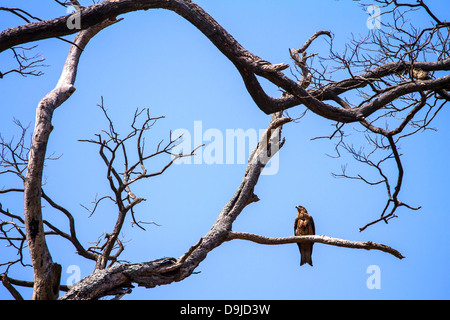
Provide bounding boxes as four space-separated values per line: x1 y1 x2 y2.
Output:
226 231 405 260
40 190 97 261
2 1 449 122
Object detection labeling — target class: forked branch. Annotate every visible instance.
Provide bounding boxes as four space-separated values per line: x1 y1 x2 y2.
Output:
61 112 404 300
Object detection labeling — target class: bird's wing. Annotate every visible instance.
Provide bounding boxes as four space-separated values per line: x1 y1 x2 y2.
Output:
294 216 299 235
310 215 315 235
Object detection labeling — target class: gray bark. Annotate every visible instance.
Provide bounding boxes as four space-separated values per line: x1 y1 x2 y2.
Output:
24 18 120 300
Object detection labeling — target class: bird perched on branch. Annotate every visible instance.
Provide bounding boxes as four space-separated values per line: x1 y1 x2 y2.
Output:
294 205 315 266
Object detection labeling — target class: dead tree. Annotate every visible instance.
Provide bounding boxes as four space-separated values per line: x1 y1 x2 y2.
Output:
0 0 448 299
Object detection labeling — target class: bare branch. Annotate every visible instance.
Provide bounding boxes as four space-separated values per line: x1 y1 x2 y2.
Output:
40 190 97 261
1 46 47 78
1 274 24 300
226 231 405 260
61 111 292 299
1 1 448 121
79 99 201 270
62 110 404 300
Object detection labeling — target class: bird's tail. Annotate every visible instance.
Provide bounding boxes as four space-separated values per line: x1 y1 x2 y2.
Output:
299 244 313 267
300 254 313 267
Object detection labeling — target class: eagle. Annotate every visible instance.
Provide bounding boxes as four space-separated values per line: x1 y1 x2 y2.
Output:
294 205 315 266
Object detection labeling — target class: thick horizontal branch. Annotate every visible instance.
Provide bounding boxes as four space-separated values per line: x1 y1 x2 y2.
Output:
227 231 405 260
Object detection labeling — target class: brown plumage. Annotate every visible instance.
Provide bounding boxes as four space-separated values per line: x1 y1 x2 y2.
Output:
294 205 315 266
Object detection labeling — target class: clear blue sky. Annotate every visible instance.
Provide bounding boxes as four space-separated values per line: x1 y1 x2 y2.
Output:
0 0 449 300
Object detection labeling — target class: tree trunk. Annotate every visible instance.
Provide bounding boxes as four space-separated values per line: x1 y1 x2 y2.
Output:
23 18 119 300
